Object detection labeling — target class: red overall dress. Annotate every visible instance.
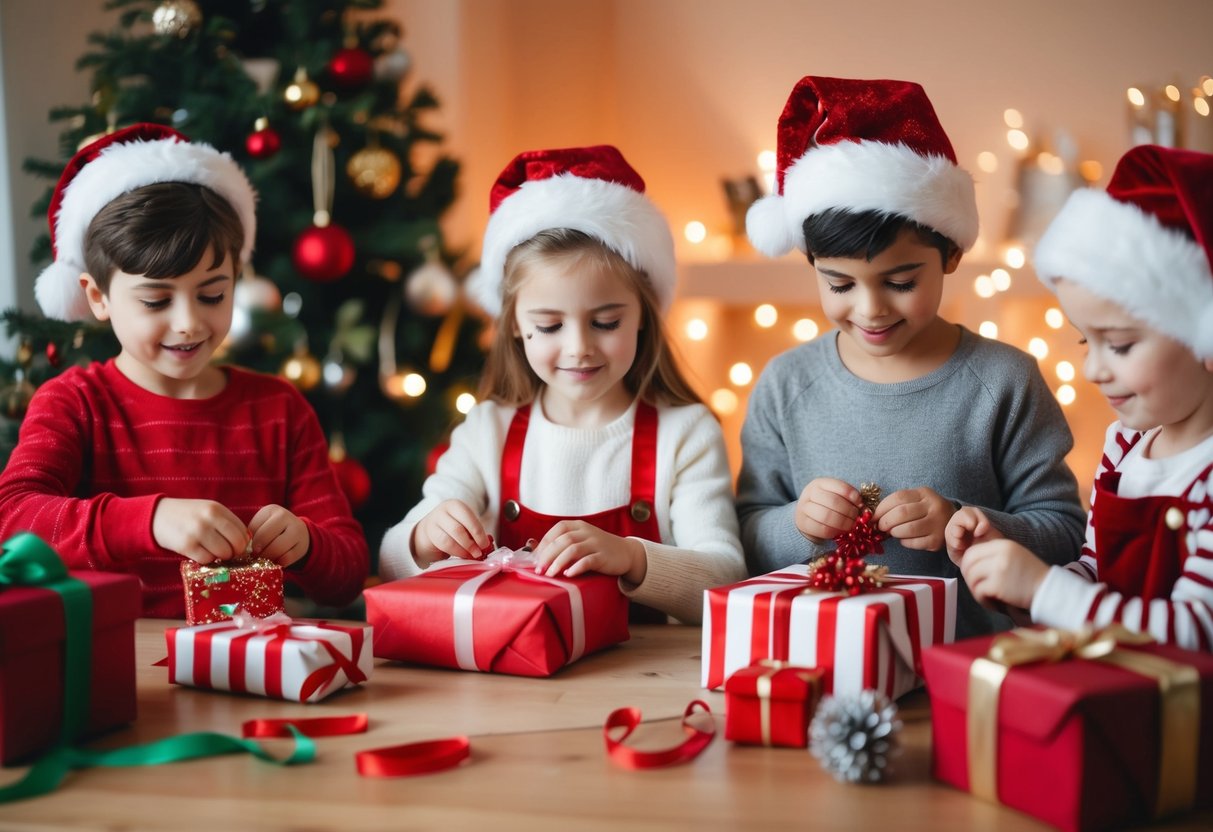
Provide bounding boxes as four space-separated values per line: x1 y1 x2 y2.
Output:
496 401 666 623
1090 463 1193 609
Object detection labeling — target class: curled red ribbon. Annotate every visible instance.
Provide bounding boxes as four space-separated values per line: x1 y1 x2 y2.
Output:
603 700 715 769
242 713 369 739
355 737 471 777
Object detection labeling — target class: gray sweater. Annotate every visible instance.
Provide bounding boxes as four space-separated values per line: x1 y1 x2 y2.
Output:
736 325 1087 637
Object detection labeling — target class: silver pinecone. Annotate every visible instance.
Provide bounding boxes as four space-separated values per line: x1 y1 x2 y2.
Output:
809 689 901 783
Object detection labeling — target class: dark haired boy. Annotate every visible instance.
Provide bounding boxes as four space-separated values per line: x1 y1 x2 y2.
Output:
737 77 1086 636
0 124 368 617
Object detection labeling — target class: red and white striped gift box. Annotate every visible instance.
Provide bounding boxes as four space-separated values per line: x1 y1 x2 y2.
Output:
166 619 372 703
702 567 956 699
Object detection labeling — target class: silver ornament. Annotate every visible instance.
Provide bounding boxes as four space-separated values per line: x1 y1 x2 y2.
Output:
404 261 457 316
374 48 411 83
809 690 901 784
152 0 203 38
235 274 283 312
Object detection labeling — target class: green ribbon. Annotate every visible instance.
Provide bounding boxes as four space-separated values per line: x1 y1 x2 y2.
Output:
0 533 93 744
0 726 315 802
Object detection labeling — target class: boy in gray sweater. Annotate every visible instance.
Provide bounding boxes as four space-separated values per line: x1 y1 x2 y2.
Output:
739 76 1086 636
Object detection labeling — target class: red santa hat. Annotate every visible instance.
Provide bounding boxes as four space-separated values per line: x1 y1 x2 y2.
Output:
469 145 676 316
36 123 257 321
746 76 978 257
1034 145 1213 359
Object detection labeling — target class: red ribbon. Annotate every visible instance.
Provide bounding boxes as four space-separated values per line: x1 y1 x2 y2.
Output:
355 737 471 777
241 713 369 739
604 700 715 769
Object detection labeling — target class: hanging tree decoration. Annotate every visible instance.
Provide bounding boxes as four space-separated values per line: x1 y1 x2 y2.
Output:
328 432 372 511
327 28 374 91
807 483 889 595
245 116 281 160
283 67 320 111
293 122 356 282
152 0 203 39
347 130 402 199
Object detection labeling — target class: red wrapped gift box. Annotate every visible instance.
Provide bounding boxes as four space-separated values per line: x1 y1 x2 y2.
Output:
922 628 1213 832
180 558 284 625
702 566 956 699
725 662 823 748
166 617 372 702
0 569 140 764
365 554 629 677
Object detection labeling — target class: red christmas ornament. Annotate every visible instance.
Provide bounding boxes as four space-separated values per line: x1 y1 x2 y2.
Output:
332 457 371 510
327 47 374 89
292 223 356 282
46 341 61 367
245 121 281 159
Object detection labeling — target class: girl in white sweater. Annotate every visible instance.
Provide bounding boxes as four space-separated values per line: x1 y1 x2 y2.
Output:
379 145 745 623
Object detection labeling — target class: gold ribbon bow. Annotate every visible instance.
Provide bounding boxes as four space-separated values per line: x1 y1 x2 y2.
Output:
967 625 1201 818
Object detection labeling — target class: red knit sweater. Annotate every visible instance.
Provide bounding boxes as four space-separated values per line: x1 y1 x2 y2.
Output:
0 360 368 617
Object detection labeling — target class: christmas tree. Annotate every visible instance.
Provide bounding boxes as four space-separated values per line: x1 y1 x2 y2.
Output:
1 0 485 570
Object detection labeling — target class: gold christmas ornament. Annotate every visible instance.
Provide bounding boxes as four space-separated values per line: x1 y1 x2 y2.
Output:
346 145 402 199
15 341 33 366
284 67 320 111
2 379 36 419
152 0 203 38
280 349 322 391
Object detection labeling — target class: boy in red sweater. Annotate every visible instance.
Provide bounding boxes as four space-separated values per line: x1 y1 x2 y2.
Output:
0 124 368 617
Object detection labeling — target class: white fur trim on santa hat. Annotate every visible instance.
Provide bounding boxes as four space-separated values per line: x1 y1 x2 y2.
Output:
1035 188 1213 360
475 173 676 317
36 137 256 321
746 141 978 257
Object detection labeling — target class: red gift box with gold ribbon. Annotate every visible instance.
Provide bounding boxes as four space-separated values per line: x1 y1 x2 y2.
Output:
702 566 956 698
922 627 1213 832
365 550 630 677
165 615 372 702
725 661 824 748
0 533 140 764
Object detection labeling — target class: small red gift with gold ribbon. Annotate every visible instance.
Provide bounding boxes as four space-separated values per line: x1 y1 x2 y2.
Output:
922 625 1213 832
725 660 824 748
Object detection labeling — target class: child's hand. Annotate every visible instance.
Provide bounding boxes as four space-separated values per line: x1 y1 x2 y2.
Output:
249 504 310 568
795 478 863 543
412 499 492 567
945 506 1002 565
531 520 646 585
958 539 1049 611
153 498 249 564
874 487 956 552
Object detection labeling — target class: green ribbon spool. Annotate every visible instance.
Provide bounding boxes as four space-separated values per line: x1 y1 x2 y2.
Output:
0 532 93 745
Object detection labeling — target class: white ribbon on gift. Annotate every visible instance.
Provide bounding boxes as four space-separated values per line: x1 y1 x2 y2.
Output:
428 547 586 671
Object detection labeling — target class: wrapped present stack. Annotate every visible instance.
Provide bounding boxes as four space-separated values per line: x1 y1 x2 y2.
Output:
0 533 140 764
703 486 956 699
923 626 1213 832
181 557 285 625
166 612 373 703
365 547 629 677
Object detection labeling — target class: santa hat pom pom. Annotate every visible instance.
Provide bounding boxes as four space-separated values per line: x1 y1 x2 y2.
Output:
35 261 93 322
462 266 500 318
746 194 797 257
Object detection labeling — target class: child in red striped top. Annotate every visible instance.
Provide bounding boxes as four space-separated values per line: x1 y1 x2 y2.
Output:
944 145 1213 651
0 124 368 617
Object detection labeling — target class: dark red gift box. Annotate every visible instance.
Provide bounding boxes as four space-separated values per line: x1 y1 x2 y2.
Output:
180 558 284 625
0 570 140 764
365 558 629 677
922 629 1213 832
725 662 823 748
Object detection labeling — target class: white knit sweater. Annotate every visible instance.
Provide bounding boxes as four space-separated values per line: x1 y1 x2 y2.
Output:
378 398 746 623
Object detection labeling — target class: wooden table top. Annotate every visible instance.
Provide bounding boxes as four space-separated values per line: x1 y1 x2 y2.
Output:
1 619 1209 831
